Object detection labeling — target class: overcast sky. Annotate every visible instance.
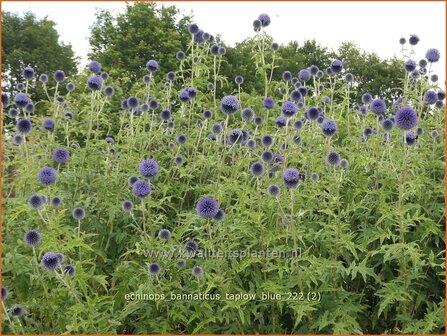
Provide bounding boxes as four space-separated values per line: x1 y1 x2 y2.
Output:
2 1 446 84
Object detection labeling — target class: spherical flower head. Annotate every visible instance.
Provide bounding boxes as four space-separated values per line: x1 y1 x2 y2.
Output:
24 102 35 114
158 229 171 241
132 179 151 198
340 159 349 169
394 106 418 131
262 97 275 110
326 151 341 166
299 69 311 82
298 86 308 97
404 59 416 72
241 108 254 122
65 82 75 92
399 37 406 45
290 90 302 102
424 90 438 105
101 71 109 80
261 134 274 147
38 167 57 186
261 150 274 162
311 173 320 181
221 95 240 115
87 75 103 91
283 168 300 189
41 252 62 271
271 42 279 51
202 109 213 120
405 130 417 146
148 262 161 276
418 59 428 68
258 13 271 27
2 286 8 301
250 162 265 177
409 34 420 46
416 127 424 136
210 44 220 56
122 200 133 212
253 19 262 31
369 99 387 114
24 229 41 247
14 92 29 109
212 123 223 134
344 73 354 83
187 87 198 99
235 75 244 85
192 265 204 277
330 59 343 73
177 134 187 145
188 23 199 34
72 207 86 221
184 239 198 255
88 60 102 73
160 109 171 121
146 59 158 73
12 134 24 146
167 71 176 81
51 196 62 207
176 50 186 60
39 73 49 83
28 194 45 209
52 147 70 164
321 119 337 137
16 118 32 134
22 66 35 80
381 118 394 132
53 70 66 83
193 29 205 43
282 71 292 82
139 159 159 178
292 120 303 131
360 93 372 105
179 89 190 102
196 196 219 218
254 116 263 126
63 265 76 277
307 107 320 121
274 116 286 128
104 86 115 97
267 184 280 197
2 92 10 108
281 101 297 118
9 305 24 318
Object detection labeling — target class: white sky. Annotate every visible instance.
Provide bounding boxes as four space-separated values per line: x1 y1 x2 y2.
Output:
2 1 446 85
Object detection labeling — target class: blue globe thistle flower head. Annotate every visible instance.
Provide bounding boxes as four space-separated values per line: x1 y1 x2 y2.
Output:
221 95 240 115
203 32 210 40
417 127 424 136
340 159 349 169
105 137 115 144
299 69 311 82
139 159 159 178
293 120 303 131
177 134 188 145
104 86 115 97
369 99 387 114
405 130 417 146
15 82 24 92
187 87 198 99
210 44 220 56
122 200 133 212
275 116 287 128
203 109 213 120
258 13 271 27
128 176 139 186
87 75 103 91
235 75 244 85
14 92 29 108
176 50 186 60
192 265 204 277
63 265 76 277
66 82 75 92
425 48 441 63
41 252 62 271
39 73 49 83
290 89 302 102
298 86 308 97
148 262 161 276
424 90 438 104
282 168 300 189
218 46 226 55
410 69 420 79
174 155 183 166
430 74 438 82
326 151 341 166
149 99 159 109
184 239 199 255
2 286 8 301
419 59 428 68
72 207 86 221
160 109 171 121
321 119 337 137
179 89 190 103
404 59 417 72
101 72 109 80
310 65 319 76
38 167 57 186
254 116 263 126
261 134 274 147
363 127 374 137
126 96 139 109
193 29 205 43
167 71 176 82
51 196 62 207
9 305 24 318
281 101 297 118
213 209 225 222
344 73 354 83
316 70 324 78
158 229 171 241
311 173 320 181
12 134 24 146
253 19 262 31
282 71 292 82
241 108 254 122
16 118 32 134
250 162 265 177
437 90 445 101
228 128 244 145
188 23 199 34
88 60 102 73
261 150 274 162
196 196 219 218
330 59 343 73
317 116 324 124
381 118 394 132
267 184 280 197
53 70 66 83
399 37 406 45
212 123 223 134
28 194 45 210
409 34 420 46
52 147 70 164
271 42 279 51
146 59 159 73
22 66 35 80
307 107 320 121
395 106 418 130
24 102 35 114
262 97 275 110
361 93 372 104
132 179 151 198
24 229 41 247
273 154 284 165
1 92 10 108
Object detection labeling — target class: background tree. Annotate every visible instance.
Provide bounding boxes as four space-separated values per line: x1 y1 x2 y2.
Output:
1 11 77 94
